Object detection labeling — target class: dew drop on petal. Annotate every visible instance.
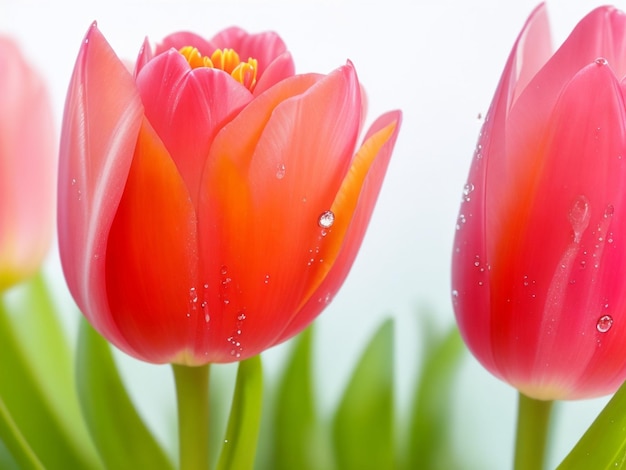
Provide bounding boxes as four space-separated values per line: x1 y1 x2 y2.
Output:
595 57 608 66
597 315 613 333
276 163 286 179
462 183 474 202
604 204 615 218
318 210 335 229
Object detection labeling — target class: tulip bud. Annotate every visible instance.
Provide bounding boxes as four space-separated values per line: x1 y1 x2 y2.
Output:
0 37 56 290
452 5 626 400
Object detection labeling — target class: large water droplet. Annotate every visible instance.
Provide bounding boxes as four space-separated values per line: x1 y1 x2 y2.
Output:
597 315 613 333
595 57 608 66
318 210 335 229
569 195 591 243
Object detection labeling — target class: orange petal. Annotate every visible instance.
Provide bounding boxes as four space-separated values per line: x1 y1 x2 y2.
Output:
276 111 402 342
105 118 200 364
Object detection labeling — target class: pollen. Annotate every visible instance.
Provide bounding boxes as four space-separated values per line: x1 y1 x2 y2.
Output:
179 46 258 90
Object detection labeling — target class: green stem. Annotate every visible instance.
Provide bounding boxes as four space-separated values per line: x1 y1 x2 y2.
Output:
172 364 211 470
216 355 263 470
514 392 554 470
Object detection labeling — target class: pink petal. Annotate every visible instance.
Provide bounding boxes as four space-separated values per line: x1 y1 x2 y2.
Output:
253 51 295 95
452 4 551 372
58 23 143 345
0 37 56 289
156 31 216 57
135 49 252 205
210 27 289 79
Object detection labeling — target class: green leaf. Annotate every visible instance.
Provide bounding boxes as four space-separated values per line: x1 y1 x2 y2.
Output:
76 318 174 470
0 396 43 470
216 355 263 470
0 273 102 469
406 322 465 469
270 326 331 470
332 319 395 470
557 379 626 469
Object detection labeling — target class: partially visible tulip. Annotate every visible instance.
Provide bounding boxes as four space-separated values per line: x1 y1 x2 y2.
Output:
58 24 401 365
0 37 56 290
452 5 626 400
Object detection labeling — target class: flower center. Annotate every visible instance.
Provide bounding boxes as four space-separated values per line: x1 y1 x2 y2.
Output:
179 46 258 90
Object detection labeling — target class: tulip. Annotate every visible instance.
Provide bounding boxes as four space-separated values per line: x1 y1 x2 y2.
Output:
452 5 626 401
58 24 401 365
0 37 56 290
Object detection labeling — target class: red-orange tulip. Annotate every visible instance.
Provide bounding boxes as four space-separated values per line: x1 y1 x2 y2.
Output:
0 37 56 290
452 5 626 400
58 24 401 365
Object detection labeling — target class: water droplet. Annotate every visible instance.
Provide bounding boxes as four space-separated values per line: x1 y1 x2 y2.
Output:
71 178 77 185
204 312 210 323
203 283 209 289
597 315 613 333
456 214 466 230
220 265 228 275
595 57 608 66
604 204 615 218
462 183 475 202
318 210 335 229
569 195 591 243
276 163 286 179
237 312 246 321
264 274 270 284
451 289 459 298
189 287 198 303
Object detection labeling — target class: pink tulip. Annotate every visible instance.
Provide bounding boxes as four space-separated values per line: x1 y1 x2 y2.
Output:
452 5 626 400
58 24 401 365
0 37 56 290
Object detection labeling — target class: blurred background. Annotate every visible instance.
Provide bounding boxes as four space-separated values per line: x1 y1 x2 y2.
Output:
2 0 617 468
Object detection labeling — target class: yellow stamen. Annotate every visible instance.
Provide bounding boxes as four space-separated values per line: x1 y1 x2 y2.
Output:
179 46 214 69
178 46 258 91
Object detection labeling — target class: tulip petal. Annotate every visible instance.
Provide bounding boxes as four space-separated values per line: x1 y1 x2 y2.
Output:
492 62 626 399
210 27 290 79
58 23 143 346
104 118 200 364
135 50 252 205
156 31 216 57
275 111 401 342
196 67 366 359
254 51 295 95
0 38 56 289
452 4 551 372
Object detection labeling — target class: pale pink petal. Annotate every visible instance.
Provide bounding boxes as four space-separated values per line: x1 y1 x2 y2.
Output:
58 23 143 346
0 37 56 289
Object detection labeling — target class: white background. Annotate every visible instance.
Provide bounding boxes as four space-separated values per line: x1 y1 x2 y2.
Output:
3 0 623 468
